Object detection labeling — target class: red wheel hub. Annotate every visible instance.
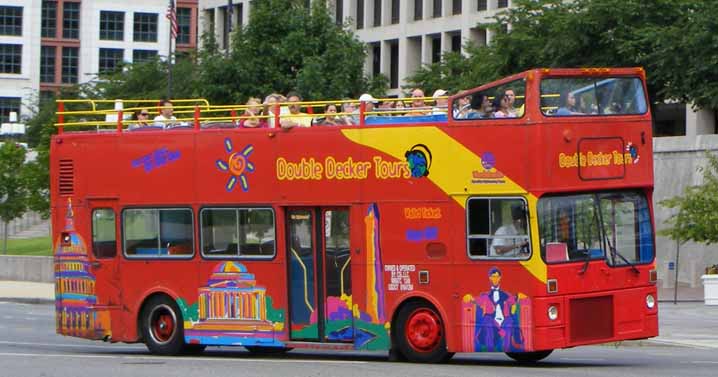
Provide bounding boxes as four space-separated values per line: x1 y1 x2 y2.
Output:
404 308 442 353
150 305 177 344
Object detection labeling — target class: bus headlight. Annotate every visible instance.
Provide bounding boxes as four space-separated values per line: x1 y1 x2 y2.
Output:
548 305 559 321
646 294 656 309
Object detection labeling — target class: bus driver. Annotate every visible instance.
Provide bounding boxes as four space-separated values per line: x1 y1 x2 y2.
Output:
490 205 529 257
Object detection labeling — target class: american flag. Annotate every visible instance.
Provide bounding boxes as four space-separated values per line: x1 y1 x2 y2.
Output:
166 0 179 40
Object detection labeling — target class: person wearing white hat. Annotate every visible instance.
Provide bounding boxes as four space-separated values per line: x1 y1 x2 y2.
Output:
352 93 379 124
432 89 449 115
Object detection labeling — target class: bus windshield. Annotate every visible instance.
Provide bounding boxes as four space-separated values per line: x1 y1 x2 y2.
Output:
537 190 654 265
541 77 647 116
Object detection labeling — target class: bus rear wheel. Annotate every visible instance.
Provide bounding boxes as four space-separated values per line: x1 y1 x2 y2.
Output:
141 296 185 356
395 302 452 363
506 350 553 363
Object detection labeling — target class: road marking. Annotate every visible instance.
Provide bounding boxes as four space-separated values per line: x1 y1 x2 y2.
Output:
558 357 606 362
0 340 136 350
0 352 368 364
683 361 718 365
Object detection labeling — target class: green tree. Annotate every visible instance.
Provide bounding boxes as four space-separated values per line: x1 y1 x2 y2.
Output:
0 142 35 253
200 0 382 103
660 153 718 245
406 0 713 109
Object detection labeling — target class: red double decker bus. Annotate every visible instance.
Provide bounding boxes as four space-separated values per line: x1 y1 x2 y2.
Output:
51 67 657 363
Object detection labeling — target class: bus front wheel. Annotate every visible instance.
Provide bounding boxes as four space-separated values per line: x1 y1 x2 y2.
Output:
506 350 553 363
141 295 185 356
395 302 453 363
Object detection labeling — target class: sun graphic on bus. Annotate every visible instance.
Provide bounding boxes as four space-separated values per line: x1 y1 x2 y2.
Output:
216 138 255 192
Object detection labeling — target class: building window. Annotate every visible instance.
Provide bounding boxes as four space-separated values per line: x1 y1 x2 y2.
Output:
62 2 80 39
451 34 461 52
221 7 230 49
0 97 21 124
0 44 21 74
92 209 117 259
100 11 124 41
205 9 215 39
41 1 56 38
177 8 191 45
123 208 194 258
371 43 380 77
40 90 56 106
99 48 124 74
356 0 364 29
431 36 441 63
477 0 487 11
133 49 157 63
133 12 158 42
389 42 398 89
414 0 423 20
40 46 56 83
391 0 400 24
373 0 381 27
498 0 509 8
61 47 78 83
433 0 442 18
236 3 243 28
335 0 343 25
0 6 23 36
200 208 276 258
452 0 461 15
467 197 530 259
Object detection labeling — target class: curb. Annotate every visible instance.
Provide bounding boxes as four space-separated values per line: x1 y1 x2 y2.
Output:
0 297 54 305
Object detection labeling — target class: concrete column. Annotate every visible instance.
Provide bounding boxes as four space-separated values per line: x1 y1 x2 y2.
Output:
421 34 432 65
685 104 716 137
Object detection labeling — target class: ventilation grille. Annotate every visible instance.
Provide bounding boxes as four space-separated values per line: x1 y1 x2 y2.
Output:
570 296 614 343
58 160 74 196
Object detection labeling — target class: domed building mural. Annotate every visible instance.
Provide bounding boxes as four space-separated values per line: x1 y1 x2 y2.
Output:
54 198 111 339
183 261 286 346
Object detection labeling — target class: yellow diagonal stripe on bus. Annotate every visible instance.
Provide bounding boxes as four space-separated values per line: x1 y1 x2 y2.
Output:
341 126 546 284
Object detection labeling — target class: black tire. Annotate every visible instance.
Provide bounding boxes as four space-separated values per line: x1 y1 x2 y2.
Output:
245 346 292 354
141 295 185 355
394 301 450 363
506 349 553 363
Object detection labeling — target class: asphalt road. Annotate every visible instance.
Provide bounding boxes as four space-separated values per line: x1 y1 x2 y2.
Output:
1 302 716 377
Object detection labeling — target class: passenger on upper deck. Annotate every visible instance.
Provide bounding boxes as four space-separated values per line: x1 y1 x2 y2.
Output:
431 89 449 115
153 99 178 128
340 100 356 125
280 92 312 128
352 93 378 124
408 88 430 115
492 94 516 118
453 91 472 119
467 94 494 119
128 108 151 130
504 89 523 117
394 99 406 115
556 91 582 116
239 97 268 128
263 93 285 128
315 104 345 126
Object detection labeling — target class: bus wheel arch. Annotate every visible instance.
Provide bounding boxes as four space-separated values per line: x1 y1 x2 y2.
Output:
391 297 454 363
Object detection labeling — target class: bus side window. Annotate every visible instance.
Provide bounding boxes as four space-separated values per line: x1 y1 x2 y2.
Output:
467 197 530 259
200 207 276 259
92 208 116 258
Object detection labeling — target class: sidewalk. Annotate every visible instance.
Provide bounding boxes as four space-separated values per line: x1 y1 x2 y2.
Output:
1 281 716 349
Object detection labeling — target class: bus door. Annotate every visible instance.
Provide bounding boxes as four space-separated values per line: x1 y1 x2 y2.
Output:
87 200 121 339
286 207 353 343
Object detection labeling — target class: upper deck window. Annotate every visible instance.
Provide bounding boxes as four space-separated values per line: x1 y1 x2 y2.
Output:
541 77 647 116
453 78 526 121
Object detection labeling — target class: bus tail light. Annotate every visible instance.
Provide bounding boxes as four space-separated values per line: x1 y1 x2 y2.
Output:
547 279 558 294
646 294 656 309
649 269 657 284
548 305 559 321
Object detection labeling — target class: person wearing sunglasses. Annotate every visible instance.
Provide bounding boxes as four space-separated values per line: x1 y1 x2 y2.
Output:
129 108 151 130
